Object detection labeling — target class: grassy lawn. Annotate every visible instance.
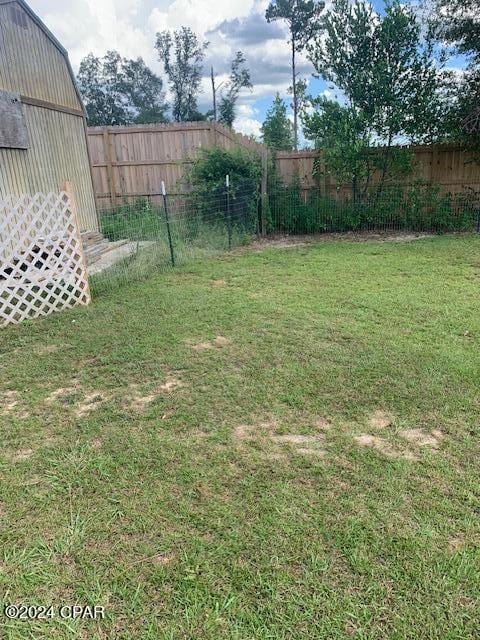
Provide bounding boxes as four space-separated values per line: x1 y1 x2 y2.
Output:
1 234 479 639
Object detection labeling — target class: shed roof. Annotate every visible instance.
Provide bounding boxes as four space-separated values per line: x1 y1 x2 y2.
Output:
0 0 85 112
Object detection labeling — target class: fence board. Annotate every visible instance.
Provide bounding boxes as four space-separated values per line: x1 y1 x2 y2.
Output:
274 146 480 198
87 122 265 208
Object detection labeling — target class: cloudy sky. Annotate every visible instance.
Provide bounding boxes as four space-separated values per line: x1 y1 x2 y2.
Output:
30 0 458 139
29 0 334 138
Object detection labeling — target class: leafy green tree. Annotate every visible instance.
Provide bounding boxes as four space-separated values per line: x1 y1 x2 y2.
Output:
77 51 167 126
431 0 480 145
218 52 253 128
306 0 443 194
210 51 252 127
261 94 294 151
155 27 208 122
265 0 325 150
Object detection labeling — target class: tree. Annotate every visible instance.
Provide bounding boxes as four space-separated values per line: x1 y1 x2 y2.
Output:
214 52 252 128
430 0 480 145
77 51 167 126
265 0 325 150
155 27 208 122
261 94 294 151
306 0 444 194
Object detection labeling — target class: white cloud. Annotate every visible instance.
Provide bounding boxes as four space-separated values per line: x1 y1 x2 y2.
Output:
28 0 319 123
234 117 262 138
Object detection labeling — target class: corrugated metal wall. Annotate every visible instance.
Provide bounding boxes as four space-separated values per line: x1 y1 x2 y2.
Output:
0 1 97 230
0 105 98 230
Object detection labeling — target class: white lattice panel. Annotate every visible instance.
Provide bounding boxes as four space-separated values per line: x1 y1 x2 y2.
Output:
0 190 90 327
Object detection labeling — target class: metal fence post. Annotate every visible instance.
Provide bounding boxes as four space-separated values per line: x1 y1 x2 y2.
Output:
226 174 232 250
161 181 175 267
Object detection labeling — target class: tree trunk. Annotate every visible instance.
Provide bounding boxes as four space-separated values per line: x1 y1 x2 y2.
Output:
292 38 298 151
211 66 216 121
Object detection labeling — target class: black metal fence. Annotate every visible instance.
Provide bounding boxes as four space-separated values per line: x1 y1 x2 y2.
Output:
89 178 259 295
268 184 480 235
88 179 479 295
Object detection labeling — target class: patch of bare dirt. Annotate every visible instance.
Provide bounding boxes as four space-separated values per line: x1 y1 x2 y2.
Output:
74 392 106 418
296 447 326 457
448 537 465 553
270 433 324 445
1 390 19 412
234 419 277 442
369 410 393 429
151 553 175 567
354 434 417 460
35 344 63 355
239 232 436 254
44 384 79 404
1 390 30 419
127 376 184 411
235 419 326 458
314 417 331 430
212 279 227 287
159 377 183 391
192 336 230 351
9 448 33 462
399 428 442 448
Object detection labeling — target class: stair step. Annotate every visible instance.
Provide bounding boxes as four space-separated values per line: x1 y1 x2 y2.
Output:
83 239 129 265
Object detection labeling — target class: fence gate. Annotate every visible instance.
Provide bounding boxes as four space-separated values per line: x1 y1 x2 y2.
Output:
0 183 90 327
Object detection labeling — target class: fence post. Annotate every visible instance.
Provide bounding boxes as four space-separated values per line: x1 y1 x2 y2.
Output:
260 149 268 236
161 181 175 267
226 174 232 250
61 181 91 303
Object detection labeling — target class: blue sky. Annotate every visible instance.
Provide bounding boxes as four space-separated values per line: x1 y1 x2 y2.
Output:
29 0 466 141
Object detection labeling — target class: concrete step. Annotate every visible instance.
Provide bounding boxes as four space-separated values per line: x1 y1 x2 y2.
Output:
84 239 129 265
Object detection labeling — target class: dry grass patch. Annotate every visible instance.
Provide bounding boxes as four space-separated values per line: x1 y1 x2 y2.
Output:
353 434 417 460
192 335 230 351
126 375 184 411
369 410 393 429
7 448 34 462
399 428 443 448
235 419 327 457
1 390 20 412
211 279 227 287
74 392 106 418
44 383 79 404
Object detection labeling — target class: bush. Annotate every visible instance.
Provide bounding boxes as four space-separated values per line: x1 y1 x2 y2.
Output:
268 178 478 234
184 147 261 235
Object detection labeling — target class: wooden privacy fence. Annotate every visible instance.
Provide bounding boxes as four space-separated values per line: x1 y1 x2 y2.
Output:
87 121 266 209
275 146 480 198
0 182 90 327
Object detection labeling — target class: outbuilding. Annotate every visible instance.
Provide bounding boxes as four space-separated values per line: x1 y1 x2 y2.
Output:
0 0 97 231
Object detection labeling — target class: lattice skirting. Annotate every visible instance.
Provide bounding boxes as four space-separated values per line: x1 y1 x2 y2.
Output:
0 188 90 327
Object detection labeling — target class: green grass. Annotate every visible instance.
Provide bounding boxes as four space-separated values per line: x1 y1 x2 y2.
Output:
1 234 479 639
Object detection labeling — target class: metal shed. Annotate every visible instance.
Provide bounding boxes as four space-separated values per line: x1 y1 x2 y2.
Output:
0 0 97 231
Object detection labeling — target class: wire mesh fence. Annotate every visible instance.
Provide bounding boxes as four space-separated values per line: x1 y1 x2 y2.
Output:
88 178 480 296
89 177 259 295
268 184 480 235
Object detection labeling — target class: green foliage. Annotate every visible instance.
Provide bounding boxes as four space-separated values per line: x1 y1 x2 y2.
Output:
155 27 208 122
261 94 294 151
217 52 253 128
306 0 444 195
431 0 480 146
77 51 168 126
268 180 477 234
185 147 261 232
265 1 325 148
186 147 261 193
